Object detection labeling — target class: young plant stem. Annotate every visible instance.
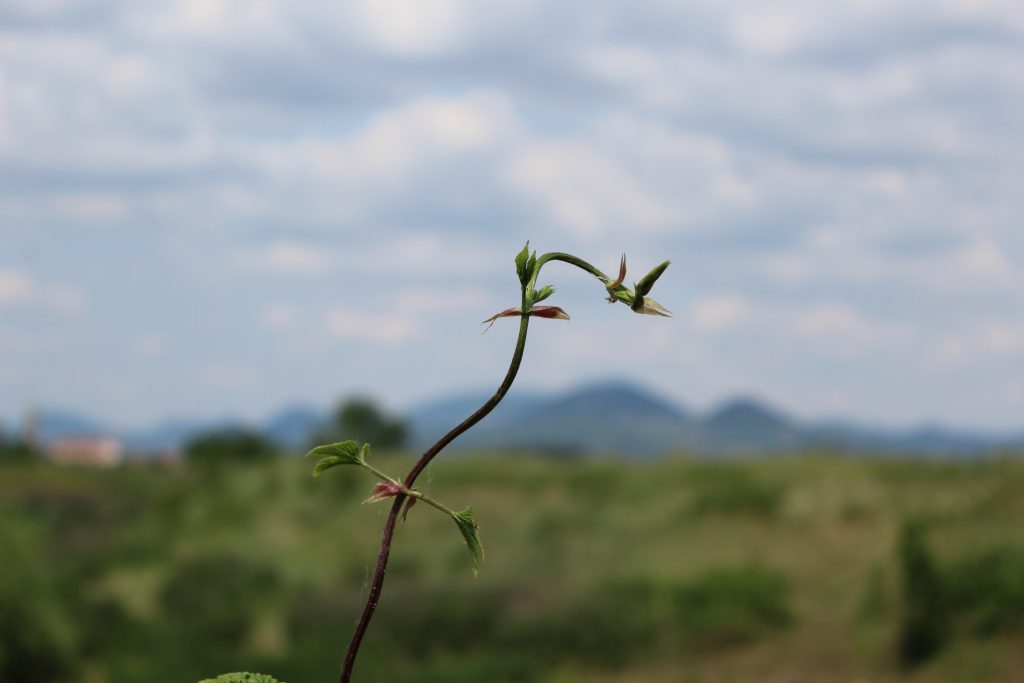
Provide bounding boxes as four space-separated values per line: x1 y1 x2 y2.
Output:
339 315 530 683
338 253 614 683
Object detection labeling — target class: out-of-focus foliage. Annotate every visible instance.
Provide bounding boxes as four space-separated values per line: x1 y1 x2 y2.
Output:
1 452 1024 682
199 673 282 683
0 428 38 463
312 398 407 451
185 429 278 468
897 521 949 667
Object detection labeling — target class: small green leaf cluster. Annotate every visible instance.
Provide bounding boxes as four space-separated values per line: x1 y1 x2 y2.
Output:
306 440 369 476
199 673 283 683
604 255 671 317
514 241 537 287
305 440 484 576
514 242 672 321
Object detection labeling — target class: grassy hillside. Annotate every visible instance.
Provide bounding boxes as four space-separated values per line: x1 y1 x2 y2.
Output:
2 453 1024 683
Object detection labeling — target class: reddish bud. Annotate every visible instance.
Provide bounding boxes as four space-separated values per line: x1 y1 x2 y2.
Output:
607 254 627 302
362 481 403 504
529 306 570 320
612 254 626 289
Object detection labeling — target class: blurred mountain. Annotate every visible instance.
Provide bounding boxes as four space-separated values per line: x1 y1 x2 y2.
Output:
122 417 248 452
409 382 1024 457
264 405 324 450
695 399 803 454
25 382 1024 458
34 410 107 442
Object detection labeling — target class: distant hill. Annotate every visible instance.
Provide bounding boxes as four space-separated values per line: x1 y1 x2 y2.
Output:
408 381 1024 457
23 382 1024 458
263 405 324 450
695 399 803 454
34 410 108 442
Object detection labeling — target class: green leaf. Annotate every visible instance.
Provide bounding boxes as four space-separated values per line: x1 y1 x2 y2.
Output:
514 242 531 286
303 440 367 477
451 507 484 577
634 259 670 297
199 673 283 683
533 284 555 303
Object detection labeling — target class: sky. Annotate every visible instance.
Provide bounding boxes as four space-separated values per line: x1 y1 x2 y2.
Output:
1 0 1023 432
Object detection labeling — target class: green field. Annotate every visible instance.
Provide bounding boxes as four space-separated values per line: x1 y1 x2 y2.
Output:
3 453 1024 683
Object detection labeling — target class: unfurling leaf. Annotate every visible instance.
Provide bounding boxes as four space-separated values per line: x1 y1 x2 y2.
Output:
632 296 672 317
482 306 521 332
634 259 670 297
482 305 570 331
529 306 570 320
515 242 531 286
363 481 403 504
304 440 367 477
451 507 484 577
606 254 628 302
533 284 555 303
199 673 283 683
611 254 627 289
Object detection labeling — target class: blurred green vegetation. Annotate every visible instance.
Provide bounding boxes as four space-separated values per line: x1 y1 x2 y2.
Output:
2 451 1024 682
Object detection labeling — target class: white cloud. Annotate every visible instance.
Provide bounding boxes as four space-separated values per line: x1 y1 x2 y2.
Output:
691 294 750 333
325 308 420 345
3 0 1024 429
0 269 86 315
790 303 914 350
262 284 492 347
243 242 334 274
347 0 471 58
0 270 32 306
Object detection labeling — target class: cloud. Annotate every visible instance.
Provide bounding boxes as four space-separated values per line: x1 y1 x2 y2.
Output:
0 268 86 315
242 242 334 274
690 294 751 333
2 0 1023 429
0 270 32 306
260 285 492 348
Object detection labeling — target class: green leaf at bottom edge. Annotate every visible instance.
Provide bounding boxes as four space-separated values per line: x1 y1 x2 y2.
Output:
199 673 283 683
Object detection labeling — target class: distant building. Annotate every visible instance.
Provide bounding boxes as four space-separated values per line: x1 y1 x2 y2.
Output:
47 436 124 467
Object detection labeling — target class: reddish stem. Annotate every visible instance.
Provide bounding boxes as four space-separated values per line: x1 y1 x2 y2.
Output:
338 315 531 683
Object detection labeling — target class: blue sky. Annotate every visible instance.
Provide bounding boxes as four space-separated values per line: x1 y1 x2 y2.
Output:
1 0 1022 431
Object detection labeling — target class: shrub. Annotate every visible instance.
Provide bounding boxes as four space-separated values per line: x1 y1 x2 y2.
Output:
946 545 1024 636
671 565 791 647
896 521 949 667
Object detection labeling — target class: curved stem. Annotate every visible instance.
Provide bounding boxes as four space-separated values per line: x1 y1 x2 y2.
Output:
529 252 610 292
339 315 531 683
338 249 618 683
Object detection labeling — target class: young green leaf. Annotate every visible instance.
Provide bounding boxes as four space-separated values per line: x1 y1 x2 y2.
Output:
199 673 283 683
451 507 484 577
514 242 531 286
634 259 671 297
303 440 367 477
533 284 555 303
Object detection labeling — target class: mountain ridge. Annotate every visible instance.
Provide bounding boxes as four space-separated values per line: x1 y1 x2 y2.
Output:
17 381 1024 458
